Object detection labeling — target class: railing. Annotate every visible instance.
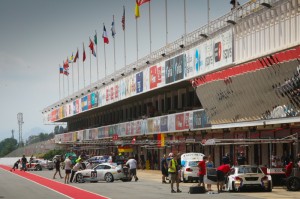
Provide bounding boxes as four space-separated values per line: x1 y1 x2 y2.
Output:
44 0 287 112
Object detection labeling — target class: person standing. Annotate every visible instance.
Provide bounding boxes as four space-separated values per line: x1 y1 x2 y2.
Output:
161 154 168 183
198 156 207 188
53 156 63 179
216 163 230 193
20 155 27 171
168 153 181 193
237 151 247 165
126 156 139 181
140 151 145 170
70 159 82 183
64 156 72 184
206 155 214 191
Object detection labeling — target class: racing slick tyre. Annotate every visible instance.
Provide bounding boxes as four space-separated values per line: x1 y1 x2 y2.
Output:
286 177 300 191
76 173 85 183
105 173 114 182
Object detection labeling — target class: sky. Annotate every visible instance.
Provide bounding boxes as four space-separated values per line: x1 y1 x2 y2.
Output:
0 0 248 142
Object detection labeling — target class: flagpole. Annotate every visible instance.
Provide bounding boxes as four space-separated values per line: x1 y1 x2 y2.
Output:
113 15 116 72
67 65 70 96
83 42 86 88
59 66 61 100
165 0 168 45
71 54 74 94
103 23 107 77
123 5 127 68
184 0 187 45
62 61 65 98
95 30 99 81
89 37 92 86
77 48 80 91
149 1 152 54
136 17 139 69
207 0 210 34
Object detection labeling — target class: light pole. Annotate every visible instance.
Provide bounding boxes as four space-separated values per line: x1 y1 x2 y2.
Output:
17 113 24 146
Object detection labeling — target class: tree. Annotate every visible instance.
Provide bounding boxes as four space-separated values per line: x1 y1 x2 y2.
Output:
59 126 64 134
0 138 18 157
54 125 59 134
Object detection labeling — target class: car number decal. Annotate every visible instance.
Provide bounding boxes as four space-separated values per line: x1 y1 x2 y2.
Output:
91 171 97 178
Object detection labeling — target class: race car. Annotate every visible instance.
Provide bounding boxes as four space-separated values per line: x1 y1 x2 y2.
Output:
180 153 205 183
74 163 128 183
226 165 272 192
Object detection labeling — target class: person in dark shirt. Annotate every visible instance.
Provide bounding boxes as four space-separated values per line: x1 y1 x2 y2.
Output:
161 154 168 183
237 151 246 165
10 159 20 171
222 153 230 165
140 151 145 170
20 155 27 171
53 156 63 179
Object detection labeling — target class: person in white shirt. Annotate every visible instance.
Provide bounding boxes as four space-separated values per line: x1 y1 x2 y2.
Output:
126 157 138 181
64 156 72 184
70 159 82 183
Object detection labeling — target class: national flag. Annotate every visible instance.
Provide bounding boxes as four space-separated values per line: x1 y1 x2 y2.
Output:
111 16 116 38
122 6 125 31
102 24 109 44
135 0 140 18
135 0 151 18
138 0 151 6
64 68 69 76
83 43 86 62
59 65 63 74
69 53 74 63
89 38 96 57
94 32 97 45
63 58 69 69
74 49 79 63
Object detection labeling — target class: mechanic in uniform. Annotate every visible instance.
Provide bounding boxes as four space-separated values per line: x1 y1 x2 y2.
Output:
168 153 181 193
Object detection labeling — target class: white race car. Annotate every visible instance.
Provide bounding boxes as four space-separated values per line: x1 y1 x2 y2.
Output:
75 163 126 183
180 153 205 183
226 165 272 192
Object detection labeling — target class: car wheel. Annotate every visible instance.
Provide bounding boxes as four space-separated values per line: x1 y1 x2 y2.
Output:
35 165 42 171
286 177 300 191
105 173 114 182
230 181 236 192
267 181 272 192
76 173 85 183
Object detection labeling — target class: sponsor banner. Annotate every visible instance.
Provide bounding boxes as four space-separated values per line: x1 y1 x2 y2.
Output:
160 116 168 132
147 118 154 134
168 114 176 132
73 132 77 142
78 130 84 140
165 54 186 84
87 94 91 110
143 67 150 92
91 91 99 108
136 72 143 93
81 96 88 111
98 127 105 138
90 128 98 140
204 29 233 72
83 129 89 140
141 120 148 134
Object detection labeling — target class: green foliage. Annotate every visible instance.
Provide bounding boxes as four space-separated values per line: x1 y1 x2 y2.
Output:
26 132 55 145
42 149 65 160
0 138 18 157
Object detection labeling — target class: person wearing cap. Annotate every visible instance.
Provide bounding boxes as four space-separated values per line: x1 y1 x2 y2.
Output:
168 153 181 193
70 158 83 183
